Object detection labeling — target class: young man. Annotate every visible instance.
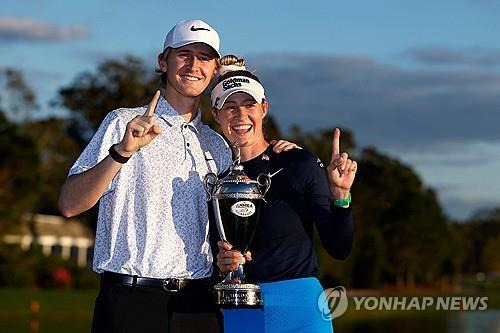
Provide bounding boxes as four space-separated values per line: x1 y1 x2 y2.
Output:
59 19 231 332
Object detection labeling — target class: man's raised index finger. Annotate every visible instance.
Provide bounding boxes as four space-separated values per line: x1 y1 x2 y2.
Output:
144 90 161 116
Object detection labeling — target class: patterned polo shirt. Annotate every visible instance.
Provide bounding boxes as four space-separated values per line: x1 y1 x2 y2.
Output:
69 96 232 279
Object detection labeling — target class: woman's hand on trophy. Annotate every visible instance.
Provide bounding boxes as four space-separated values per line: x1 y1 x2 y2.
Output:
216 241 252 273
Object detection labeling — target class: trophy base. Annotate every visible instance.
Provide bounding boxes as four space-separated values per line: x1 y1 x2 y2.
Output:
213 282 263 308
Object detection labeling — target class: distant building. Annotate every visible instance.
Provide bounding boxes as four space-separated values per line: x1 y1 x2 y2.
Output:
2 213 94 267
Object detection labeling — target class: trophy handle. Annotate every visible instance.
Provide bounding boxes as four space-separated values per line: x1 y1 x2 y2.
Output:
223 271 232 283
203 172 227 242
234 263 245 280
231 141 241 165
203 172 218 201
222 264 245 283
212 200 227 242
257 173 271 196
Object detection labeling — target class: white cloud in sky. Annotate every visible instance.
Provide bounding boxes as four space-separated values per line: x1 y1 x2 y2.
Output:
404 46 500 67
0 17 88 42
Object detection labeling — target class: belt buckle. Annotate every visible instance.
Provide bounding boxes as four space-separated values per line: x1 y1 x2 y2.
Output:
162 278 180 294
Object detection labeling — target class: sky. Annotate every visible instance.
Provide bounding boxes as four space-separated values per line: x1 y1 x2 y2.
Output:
1 0 499 220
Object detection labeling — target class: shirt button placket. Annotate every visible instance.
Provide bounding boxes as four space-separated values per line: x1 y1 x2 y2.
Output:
183 124 190 149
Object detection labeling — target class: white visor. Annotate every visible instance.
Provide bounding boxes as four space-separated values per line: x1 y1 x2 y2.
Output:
211 75 265 109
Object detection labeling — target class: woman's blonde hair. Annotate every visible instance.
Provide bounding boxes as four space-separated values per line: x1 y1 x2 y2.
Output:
218 54 245 67
217 55 247 77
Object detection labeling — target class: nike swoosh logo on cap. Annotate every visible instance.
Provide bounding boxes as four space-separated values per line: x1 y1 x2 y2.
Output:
190 25 210 32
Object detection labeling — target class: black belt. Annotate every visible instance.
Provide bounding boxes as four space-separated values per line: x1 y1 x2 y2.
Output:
101 271 211 294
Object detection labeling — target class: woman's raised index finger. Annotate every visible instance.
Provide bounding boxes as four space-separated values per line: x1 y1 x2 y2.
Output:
332 128 341 158
144 90 161 116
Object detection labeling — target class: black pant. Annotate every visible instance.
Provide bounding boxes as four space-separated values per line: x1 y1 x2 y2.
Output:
91 277 222 333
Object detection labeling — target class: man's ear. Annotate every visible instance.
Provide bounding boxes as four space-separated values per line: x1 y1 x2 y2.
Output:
262 100 269 118
158 53 167 72
211 108 220 124
212 57 220 78
212 65 218 79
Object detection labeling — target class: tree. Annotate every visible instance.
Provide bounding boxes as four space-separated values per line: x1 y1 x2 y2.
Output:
21 118 80 215
351 227 386 288
0 68 39 122
460 208 500 274
0 69 43 233
0 112 41 234
351 147 450 288
0 68 80 222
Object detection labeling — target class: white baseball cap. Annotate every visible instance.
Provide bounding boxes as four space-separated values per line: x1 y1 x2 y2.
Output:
211 71 266 109
163 19 220 57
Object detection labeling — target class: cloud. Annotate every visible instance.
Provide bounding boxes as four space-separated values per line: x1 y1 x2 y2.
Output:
401 142 500 166
438 196 500 221
404 46 500 67
0 17 88 42
422 180 500 220
246 53 500 152
23 69 64 82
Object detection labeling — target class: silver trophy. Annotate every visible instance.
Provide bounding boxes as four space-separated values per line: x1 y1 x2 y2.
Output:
203 145 271 307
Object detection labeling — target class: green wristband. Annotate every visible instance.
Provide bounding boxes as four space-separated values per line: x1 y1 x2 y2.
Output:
334 193 351 208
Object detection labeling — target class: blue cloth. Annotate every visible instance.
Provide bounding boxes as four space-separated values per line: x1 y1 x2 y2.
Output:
224 277 334 333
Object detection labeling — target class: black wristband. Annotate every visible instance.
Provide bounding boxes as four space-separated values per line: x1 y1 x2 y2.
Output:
109 144 130 164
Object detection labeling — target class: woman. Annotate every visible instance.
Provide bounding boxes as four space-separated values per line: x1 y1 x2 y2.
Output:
210 55 356 333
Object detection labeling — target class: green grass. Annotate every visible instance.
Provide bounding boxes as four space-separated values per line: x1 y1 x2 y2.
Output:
0 288 96 333
0 288 498 333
